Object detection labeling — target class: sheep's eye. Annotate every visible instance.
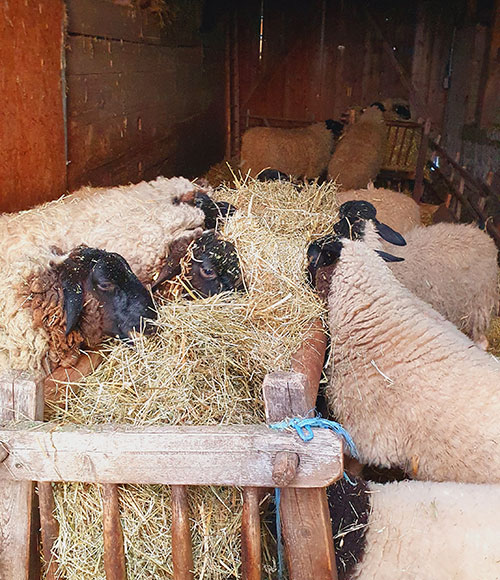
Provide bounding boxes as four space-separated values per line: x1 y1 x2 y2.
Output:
199 266 217 280
97 281 115 292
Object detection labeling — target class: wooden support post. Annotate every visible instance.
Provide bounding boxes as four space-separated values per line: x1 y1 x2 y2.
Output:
38 482 59 580
102 484 127 580
171 485 194 580
413 118 431 203
241 487 262 580
0 371 43 580
263 372 340 580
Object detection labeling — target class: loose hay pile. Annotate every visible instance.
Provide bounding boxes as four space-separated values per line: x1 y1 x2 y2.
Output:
48 178 339 580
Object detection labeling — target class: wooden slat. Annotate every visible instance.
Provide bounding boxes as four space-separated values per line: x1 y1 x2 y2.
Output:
38 482 59 580
0 372 44 580
102 484 127 580
0 423 342 488
241 488 262 580
171 485 194 580
413 118 431 203
263 372 340 580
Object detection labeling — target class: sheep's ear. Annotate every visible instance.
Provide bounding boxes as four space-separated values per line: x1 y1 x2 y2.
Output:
374 222 406 246
62 280 85 335
376 250 404 262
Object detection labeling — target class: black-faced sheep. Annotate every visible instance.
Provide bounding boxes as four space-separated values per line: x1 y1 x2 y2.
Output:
328 477 500 580
327 106 388 190
240 121 341 179
335 200 499 346
0 246 156 379
307 228 500 483
153 230 243 297
336 184 421 234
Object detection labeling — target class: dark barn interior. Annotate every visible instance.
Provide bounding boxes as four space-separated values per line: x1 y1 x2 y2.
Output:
1 0 499 212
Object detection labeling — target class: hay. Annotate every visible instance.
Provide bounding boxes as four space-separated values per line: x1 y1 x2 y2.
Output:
487 316 500 358
203 159 239 187
48 179 337 579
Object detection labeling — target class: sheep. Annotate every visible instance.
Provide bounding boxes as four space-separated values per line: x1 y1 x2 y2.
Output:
371 98 412 120
328 477 500 580
334 200 499 346
0 176 207 286
327 106 388 190
240 121 340 179
307 225 500 483
336 184 421 234
152 230 243 297
0 245 156 379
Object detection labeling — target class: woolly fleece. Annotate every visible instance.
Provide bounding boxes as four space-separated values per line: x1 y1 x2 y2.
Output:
327 107 387 190
326 236 500 483
240 123 334 179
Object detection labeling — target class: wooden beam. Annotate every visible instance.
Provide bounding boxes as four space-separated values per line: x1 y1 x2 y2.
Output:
38 482 59 580
263 372 340 580
241 487 262 580
0 372 44 580
102 484 127 580
0 423 342 488
171 485 194 580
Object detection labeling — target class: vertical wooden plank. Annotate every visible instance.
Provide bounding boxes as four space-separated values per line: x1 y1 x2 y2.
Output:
241 487 262 580
413 118 431 202
171 485 194 580
0 371 44 580
38 482 59 580
102 484 127 580
263 372 338 580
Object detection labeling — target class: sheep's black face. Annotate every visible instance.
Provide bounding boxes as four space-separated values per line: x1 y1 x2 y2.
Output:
193 192 237 231
325 119 345 138
60 246 156 339
188 231 243 297
306 235 343 287
393 104 411 120
87 252 157 339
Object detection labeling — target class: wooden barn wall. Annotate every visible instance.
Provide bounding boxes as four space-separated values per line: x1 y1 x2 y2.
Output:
0 0 66 213
66 0 226 190
238 0 419 126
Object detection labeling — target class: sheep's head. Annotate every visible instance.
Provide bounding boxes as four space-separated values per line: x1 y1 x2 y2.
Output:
188 231 243 297
335 200 407 247
153 230 243 298
325 119 345 139
58 246 156 339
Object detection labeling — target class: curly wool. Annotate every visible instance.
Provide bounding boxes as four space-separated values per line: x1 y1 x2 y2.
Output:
0 176 205 284
383 222 499 344
327 107 387 190
336 184 421 234
240 123 334 179
344 480 500 580
326 238 500 483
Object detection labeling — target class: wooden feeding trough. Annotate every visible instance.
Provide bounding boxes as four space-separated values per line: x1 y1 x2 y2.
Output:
0 320 343 580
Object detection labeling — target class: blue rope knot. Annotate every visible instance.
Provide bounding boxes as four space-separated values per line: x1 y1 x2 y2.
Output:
269 416 359 459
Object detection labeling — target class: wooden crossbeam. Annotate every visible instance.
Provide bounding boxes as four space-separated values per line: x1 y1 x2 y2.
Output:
0 423 342 488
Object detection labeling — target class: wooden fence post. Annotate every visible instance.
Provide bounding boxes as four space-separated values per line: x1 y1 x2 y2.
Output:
263 372 339 580
413 118 431 203
0 371 44 580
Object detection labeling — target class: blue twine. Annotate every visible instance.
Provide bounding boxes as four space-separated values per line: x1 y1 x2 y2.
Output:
270 416 359 579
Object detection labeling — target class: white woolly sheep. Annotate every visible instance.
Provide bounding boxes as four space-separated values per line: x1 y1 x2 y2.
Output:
327 106 387 190
240 122 338 179
308 227 500 483
0 245 156 379
335 202 499 346
328 477 500 580
336 184 421 234
0 176 206 285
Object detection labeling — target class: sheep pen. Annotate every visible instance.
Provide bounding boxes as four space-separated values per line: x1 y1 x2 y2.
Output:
44 178 341 580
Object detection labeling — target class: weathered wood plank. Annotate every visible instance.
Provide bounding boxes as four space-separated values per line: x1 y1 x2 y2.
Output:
263 372 340 580
38 482 59 580
102 484 127 580
171 485 194 580
0 423 342 488
241 487 262 580
0 372 44 580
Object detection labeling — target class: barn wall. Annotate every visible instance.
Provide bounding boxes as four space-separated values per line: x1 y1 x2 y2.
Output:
238 0 418 126
66 0 226 190
0 0 66 213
